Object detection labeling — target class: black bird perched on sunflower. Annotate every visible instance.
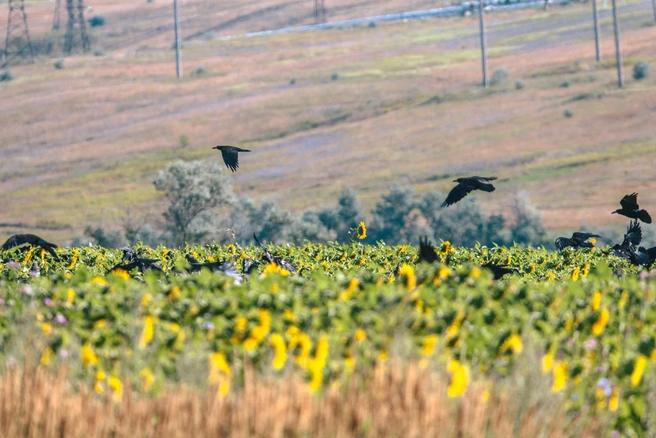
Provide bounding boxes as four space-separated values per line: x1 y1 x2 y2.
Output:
554 232 602 251
612 193 652 224
253 233 297 273
1 234 59 260
212 145 251 172
610 220 642 260
441 176 497 208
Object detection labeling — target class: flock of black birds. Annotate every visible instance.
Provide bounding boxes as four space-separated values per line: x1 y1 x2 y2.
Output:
553 193 656 268
1 159 655 281
439 179 656 266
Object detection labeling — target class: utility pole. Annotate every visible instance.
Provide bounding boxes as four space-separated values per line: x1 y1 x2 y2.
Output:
314 0 326 24
652 0 656 23
611 0 623 87
592 0 601 62
174 0 182 78
64 0 90 54
53 0 61 31
478 0 488 87
4 0 35 66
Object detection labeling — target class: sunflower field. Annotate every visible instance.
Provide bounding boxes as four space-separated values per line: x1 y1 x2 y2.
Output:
1 239 655 436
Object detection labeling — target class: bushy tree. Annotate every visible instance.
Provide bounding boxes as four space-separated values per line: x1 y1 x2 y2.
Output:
369 183 417 245
418 191 509 247
153 160 235 247
508 192 547 247
317 188 366 242
84 226 126 248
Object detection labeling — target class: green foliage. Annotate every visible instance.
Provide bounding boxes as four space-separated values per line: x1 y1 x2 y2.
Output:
633 61 650 80
0 240 653 435
84 226 126 248
508 191 548 246
179 134 190 149
490 68 509 86
318 188 368 243
369 183 419 245
88 15 107 27
54 59 65 70
0 70 13 82
153 160 235 247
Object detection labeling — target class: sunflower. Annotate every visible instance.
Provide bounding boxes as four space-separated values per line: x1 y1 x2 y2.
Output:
357 222 367 239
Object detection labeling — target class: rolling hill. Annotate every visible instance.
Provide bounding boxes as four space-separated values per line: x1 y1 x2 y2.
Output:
1 0 655 243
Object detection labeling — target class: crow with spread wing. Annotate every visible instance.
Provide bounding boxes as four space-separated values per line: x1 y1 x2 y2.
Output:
1 234 59 260
441 176 497 208
184 253 243 284
242 258 260 281
417 236 438 264
212 145 251 172
554 232 602 251
630 246 656 267
108 247 163 274
610 220 642 260
612 193 652 223
253 233 297 273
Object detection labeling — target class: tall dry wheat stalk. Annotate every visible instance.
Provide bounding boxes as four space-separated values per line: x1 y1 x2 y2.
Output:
0 361 602 438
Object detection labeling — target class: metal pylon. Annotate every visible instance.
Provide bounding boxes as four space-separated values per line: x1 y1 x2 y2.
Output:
53 0 62 31
63 0 91 54
3 0 35 66
314 0 326 24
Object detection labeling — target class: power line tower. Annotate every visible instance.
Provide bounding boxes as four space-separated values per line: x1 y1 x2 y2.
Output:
3 0 35 66
63 0 91 54
314 0 326 24
53 0 62 31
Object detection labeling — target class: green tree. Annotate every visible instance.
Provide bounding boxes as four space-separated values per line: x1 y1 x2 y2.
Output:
369 183 417 245
508 192 547 247
318 188 366 242
153 160 235 247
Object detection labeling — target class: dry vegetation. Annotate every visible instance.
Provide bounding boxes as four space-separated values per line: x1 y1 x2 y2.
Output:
0 0 655 243
0 362 603 438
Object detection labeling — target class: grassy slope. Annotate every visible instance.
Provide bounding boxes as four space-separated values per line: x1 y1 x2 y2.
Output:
1 0 655 243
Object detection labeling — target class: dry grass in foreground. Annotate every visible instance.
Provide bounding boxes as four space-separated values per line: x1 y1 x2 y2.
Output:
0 362 603 438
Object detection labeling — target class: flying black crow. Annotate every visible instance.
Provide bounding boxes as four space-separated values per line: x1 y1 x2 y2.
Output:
610 220 642 260
1 234 59 260
612 193 652 224
441 176 497 208
417 236 438 263
554 232 602 251
184 253 243 284
253 233 297 273
212 145 251 172
108 247 163 274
